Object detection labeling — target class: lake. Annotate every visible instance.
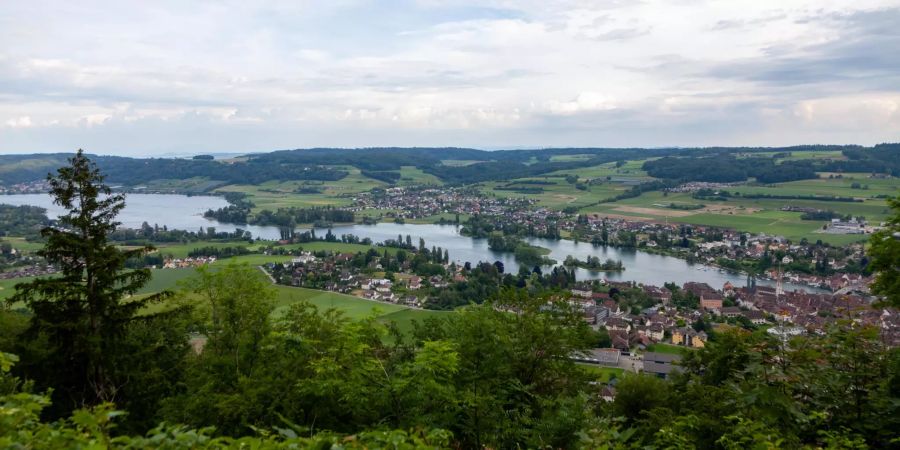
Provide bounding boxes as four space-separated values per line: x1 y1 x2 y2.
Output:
2 193 822 292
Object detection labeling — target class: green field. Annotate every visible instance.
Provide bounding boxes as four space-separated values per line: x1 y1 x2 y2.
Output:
582 188 879 245
2 237 44 253
215 167 384 211
0 276 36 302
271 285 407 318
398 166 443 186
578 364 625 382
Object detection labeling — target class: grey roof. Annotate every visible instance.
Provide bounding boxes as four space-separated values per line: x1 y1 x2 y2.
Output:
643 352 682 364
643 361 681 375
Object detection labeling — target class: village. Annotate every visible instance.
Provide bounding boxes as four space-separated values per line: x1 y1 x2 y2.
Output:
258 238 899 365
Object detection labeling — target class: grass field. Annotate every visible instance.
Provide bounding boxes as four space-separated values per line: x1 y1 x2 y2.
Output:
481 177 628 209
578 364 625 382
215 167 384 211
2 237 44 253
398 166 443 186
0 276 36 302
582 189 879 245
270 285 408 318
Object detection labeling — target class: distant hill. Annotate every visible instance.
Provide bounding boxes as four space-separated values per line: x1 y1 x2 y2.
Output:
0 144 896 188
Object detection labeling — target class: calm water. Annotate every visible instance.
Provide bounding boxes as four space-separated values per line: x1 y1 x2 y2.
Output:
0 193 283 238
3 193 821 292
315 223 822 292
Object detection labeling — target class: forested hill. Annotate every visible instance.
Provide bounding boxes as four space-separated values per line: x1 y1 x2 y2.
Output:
1 144 897 187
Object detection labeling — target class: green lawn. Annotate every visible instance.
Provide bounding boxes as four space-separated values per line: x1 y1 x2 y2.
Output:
578 364 625 382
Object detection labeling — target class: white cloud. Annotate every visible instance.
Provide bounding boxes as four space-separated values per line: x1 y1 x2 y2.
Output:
4 116 32 128
0 0 897 155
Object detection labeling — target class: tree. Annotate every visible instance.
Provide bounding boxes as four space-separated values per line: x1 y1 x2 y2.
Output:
869 196 900 307
9 150 181 419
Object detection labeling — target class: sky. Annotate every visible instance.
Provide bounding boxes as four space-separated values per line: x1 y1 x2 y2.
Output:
1 0 899 156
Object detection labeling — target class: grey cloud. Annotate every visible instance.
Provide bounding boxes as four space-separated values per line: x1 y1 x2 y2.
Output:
707 8 900 88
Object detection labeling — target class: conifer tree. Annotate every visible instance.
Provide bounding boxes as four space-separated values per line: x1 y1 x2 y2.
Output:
11 150 174 415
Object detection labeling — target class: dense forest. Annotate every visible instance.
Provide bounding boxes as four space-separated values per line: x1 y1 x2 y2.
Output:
642 155 819 183
2 144 896 187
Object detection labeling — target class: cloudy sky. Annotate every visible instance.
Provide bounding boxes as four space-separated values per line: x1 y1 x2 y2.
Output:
1 0 898 156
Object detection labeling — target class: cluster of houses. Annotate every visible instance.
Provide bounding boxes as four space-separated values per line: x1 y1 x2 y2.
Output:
351 186 535 221
0 180 51 194
570 278 899 355
271 251 471 309
161 256 217 269
0 264 57 280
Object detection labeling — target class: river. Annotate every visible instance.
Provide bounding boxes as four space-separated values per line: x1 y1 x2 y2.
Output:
2 193 823 292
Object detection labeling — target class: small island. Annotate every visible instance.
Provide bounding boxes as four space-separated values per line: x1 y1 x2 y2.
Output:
562 255 625 272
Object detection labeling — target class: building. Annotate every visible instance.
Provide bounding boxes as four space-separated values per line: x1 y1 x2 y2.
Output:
642 352 682 379
700 292 724 311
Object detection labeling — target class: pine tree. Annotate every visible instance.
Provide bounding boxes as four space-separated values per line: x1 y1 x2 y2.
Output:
10 150 176 415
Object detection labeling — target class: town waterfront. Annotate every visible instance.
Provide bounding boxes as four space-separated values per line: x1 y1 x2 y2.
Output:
3 193 821 292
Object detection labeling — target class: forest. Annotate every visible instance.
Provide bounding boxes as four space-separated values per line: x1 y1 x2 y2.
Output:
3 144 895 187
0 204 50 237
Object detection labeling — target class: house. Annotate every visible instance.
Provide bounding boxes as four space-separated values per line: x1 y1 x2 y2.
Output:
642 352 682 379
408 276 422 290
671 327 706 348
721 306 742 318
700 292 724 311
595 305 610 322
643 285 672 303
742 310 767 325
647 323 665 341
605 317 631 332
571 287 593 298
609 330 630 352
600 385 617 402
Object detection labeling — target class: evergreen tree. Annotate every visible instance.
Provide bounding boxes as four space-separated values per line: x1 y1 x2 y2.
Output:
10 150 181 418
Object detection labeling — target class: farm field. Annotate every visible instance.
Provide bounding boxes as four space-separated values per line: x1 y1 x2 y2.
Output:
582 189 879 245
730 173 898 199
398 166 443 186
215 167 384 211
0 276 36 302
2 237 44 253
481 177 627 209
